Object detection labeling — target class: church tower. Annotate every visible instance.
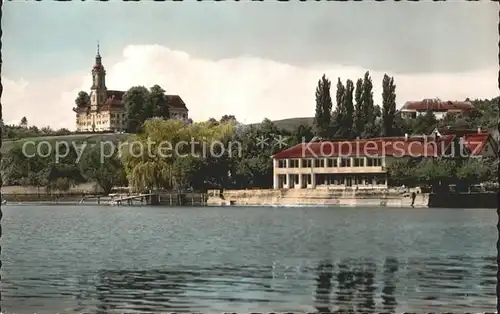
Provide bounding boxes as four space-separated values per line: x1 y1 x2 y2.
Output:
90 42 107 111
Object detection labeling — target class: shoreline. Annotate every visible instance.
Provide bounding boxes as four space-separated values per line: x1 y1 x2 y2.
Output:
207 188 429 208
1 188 496 209
207 188 497 209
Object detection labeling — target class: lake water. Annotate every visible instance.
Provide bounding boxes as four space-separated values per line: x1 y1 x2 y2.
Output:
1 205 497 313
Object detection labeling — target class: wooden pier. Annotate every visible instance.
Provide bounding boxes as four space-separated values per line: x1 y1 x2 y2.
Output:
1 190 208 206
110 191 208 206
110 193 158 205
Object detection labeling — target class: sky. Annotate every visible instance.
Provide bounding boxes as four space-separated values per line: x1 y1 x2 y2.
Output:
3 1 498 130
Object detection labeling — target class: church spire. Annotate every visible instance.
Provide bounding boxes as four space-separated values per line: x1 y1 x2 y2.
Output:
95 40 102 65
91 42 106 91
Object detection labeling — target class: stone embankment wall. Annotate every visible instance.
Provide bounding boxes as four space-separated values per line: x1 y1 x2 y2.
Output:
428 192 496 208
208 188 428 208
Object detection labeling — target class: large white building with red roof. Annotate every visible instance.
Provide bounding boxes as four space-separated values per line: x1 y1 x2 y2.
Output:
73 46 189 132
400 98 474 120
271 130 497 190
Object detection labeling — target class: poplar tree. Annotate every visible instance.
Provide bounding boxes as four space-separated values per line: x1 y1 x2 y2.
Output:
382 74 397 136
354 78 364 137
361 71 376 138
313 74 333 138
332 78 346 138
343 79 355 139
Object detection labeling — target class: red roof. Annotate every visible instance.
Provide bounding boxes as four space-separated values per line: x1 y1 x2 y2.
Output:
272 136 459 159
74 90 189 113
102 90 125 108
166 95 188 111
463 133 491 155
401 99 474 112
107 90 125 100
273 133 493 159
435 127 480 136
435 128 495 156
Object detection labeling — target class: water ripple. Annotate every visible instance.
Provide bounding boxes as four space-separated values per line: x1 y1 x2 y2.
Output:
1 205 497 313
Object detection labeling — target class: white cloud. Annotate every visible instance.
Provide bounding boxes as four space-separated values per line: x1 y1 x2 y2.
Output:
2 44 497 130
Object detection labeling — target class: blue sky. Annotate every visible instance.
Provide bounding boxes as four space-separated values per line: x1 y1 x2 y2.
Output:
3 1 498 129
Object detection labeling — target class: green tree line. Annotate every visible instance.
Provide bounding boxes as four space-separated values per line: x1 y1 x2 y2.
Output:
2 116 72 140
1 74 497 193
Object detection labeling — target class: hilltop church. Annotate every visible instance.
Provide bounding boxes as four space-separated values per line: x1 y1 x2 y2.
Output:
73 45 189 132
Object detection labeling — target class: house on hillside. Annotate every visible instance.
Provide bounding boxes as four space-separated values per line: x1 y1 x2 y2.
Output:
400 98 474 120
271 133 492 190
73 45 189 132
429 126 498 158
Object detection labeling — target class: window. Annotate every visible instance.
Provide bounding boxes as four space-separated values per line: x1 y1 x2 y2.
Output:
375 175 386 185
314 159 325 168
289 160 299 168
354 158 365 167
367 158 382 167
278 160 287 168
301 159 312 168
340 158 351 167
365 176 374 185
327 158 338 167
355 176 364 185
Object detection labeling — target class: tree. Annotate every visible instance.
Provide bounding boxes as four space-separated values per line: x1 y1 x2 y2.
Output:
0 141 83 191
55 128 71 136
172 156 204 190
20 116 28 128
220 115 237 123
42 146 84 192
455 158 494 191
208 118 219 126
332 78 346 138
313 74 333 139
121 119 237 192
361 71 376 138
354 78 364 137
387 158 417 187
342 79 355 139
233 156 271 188
415 158 455 192
54 177 72 192
149 84 169 119
41 126 53 134
382 74 397 137
411 110 437 135
231 119 290 188
291 124 315 144
79 143 127 195
123 86 151 133
74 91 90 108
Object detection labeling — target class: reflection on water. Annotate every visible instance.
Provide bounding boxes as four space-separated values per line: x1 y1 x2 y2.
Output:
3 256 496 313
2 205 497 313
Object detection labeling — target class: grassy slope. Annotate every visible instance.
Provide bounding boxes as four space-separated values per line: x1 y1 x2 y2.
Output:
1 117 314 152
250 117 314 132
1 133 130 153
